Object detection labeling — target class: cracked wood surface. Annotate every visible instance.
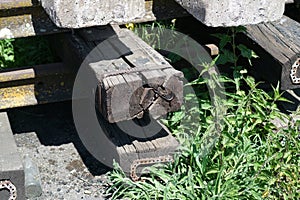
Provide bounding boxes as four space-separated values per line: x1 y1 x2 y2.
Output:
53 25 183 123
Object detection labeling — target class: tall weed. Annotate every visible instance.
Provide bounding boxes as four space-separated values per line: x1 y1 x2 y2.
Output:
106 24 300 200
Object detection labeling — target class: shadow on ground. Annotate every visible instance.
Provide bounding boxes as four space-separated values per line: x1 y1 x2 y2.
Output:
7 101 110 176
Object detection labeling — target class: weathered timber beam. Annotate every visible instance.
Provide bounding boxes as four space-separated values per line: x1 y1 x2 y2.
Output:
0 63 75 110
54 25 183 123
72 98 179 177
115 118 179 178
245 15 300 90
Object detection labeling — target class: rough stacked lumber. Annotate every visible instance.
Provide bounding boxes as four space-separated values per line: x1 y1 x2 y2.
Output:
56 25 183 123
246 15 300 90
100 111 179 175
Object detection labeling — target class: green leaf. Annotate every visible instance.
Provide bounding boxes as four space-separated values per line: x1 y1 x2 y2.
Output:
237 44 259 65
212 34 232 49
234 26 247 33
216 49 236 65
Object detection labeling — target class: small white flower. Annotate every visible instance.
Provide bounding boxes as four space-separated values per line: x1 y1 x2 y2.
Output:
280 137 286 146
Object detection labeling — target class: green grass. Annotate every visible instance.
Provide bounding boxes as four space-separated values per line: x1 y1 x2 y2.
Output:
0 36 58 70
107 72 299 200
105 23 300 200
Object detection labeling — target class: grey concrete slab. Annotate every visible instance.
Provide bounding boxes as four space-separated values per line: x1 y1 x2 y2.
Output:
174 0 286 27
0 112 25 200
40 0 145 28
285 0 294 3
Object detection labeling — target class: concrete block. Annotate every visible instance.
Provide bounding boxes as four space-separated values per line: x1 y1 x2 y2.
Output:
40 0 145 28
0 112 25 200
174 0 286 27
285 0 294 3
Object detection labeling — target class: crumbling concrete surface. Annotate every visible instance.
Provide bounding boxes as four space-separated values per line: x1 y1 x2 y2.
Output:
0 112 25 200
40 0 145 28
174 0 286 27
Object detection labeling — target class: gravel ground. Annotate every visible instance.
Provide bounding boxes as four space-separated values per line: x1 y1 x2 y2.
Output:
7 101 111 200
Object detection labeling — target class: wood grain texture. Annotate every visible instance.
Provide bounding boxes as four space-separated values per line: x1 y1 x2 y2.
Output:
72 101 179 176
246 16 300 90
54 25 183 123
110 116 179 175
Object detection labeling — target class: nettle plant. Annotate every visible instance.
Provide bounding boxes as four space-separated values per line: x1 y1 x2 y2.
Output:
0 39 14 69
106 25 300 200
